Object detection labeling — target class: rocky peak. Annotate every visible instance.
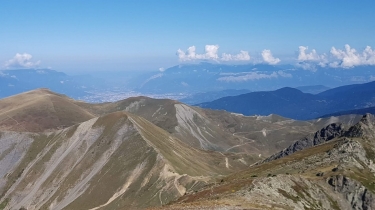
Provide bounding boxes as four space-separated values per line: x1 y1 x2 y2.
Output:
328 175 375 210
344 113 375 139
262 123 344 163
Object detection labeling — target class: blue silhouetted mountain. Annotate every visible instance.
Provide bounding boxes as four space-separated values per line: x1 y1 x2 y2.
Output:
320 106 375 118
295 85 331 94
0 69 89 98
180 89 251 104
197 81 375 120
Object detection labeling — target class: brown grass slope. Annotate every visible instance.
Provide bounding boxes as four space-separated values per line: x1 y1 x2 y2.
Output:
0 89 94 132
83 96 361 156
0 111 255 210
0 89 361 157
157 114 375 210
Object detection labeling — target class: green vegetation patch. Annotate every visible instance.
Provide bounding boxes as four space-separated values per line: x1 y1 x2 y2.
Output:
0 198 9 210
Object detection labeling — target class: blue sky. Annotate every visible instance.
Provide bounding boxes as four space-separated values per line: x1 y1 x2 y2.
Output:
1 0 374 73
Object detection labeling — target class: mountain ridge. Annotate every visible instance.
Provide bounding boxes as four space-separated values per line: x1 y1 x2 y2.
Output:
154 113 375 209
1 88 374 210
198 81 375 120
0 110 254 210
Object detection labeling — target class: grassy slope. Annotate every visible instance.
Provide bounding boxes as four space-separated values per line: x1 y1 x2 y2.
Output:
0 89 94 132
156 136 375 209
0 111 256 210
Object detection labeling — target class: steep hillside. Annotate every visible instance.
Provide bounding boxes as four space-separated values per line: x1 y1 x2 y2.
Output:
1 88 361 156
156 114 375 209
0 89 362 157
85 96 347 156
1 89 373 210
0 89 94 132
0 111 254 210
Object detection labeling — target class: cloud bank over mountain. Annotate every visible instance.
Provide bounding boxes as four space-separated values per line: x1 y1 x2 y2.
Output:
217 70 292 82
261 49 281 65
297 45 375 70
177 45 250 62
330 45 375 68
176 44 375 70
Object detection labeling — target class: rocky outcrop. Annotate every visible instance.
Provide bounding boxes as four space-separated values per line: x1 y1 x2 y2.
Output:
263 123 344 163
328 175 375 210
345 113 375 139
264 113 375 163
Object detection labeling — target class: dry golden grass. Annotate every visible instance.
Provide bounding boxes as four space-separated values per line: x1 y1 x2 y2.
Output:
0 88 95 132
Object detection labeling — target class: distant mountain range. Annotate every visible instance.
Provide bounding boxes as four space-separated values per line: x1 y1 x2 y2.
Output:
2 63 375 104
0 69 89 98
135 62 375 94
197 81 375 120
320 106 375 118
179 89 250 104
295 85 331 94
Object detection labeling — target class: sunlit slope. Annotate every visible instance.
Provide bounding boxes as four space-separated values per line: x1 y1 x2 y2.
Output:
156 114 375 209
85 96 359 156
0 89 94 132
0 111 253 210
0 88 362 157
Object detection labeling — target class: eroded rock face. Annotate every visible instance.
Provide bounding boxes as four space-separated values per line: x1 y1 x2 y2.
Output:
328 175 375 210
345 114 375 139
263 123 345 163
264 113 375 164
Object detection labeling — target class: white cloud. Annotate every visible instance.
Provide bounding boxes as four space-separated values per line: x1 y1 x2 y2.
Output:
4 53 41 69
177 45 250 62
221 50 250 61
217 69 292 82
204 45 219 60
296 46 329 70
296 62 319 71
159 67 165 72
261 49 280 65
277 70 292 78
217 71 278 82
177 45 219 61
181 82 189 86
350 76 367 82
330 44 375 68
298 46 320 61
